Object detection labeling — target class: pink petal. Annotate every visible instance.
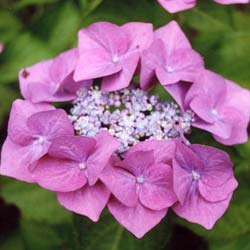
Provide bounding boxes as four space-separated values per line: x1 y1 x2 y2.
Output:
108 198 167 238
140 39 166 90
78 22 129 55
173 193 233 230
190 144 235 187
158 0 196 13
100 161 138 207
126 140 176 165
101 52 139 91
121 22 153 51
8 99 54 146
214 0 249 3
172 158 193 204
154 21 192 51
0 137 49 182
19 49 80 103
74 48 122 81
139 163 177 210
27 109 74 140
120 150 155 177
48 135 96 162
57 182 110 222
164 81 192 110
31 156 87 192
86 130 120 186
199 177 238 202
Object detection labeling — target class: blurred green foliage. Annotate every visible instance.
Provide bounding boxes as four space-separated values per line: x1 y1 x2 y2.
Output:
0 0 249 249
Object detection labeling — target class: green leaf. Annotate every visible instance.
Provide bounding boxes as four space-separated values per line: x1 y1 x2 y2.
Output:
0 177 71 224
80 0 103 15
73 210 171 250
48 2 81 52
15 0 59 9
0 32 53 84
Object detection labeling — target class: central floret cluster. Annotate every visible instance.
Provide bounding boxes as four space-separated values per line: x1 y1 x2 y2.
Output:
70 86 194 153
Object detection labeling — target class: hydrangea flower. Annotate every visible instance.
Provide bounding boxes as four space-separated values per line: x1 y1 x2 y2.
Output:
100 140 177 238
31 131 119 221
19 48 92 103
0 20 246 238
140 21 204 90
0 99 74 182
74 22 153 91
166 70 250 145
157 0 249 13
172 142 238 229
0 42 4 53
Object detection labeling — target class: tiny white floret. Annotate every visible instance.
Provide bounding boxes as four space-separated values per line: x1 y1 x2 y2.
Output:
79 162 87 170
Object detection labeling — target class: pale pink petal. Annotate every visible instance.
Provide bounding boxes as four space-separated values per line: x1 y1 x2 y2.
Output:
57 182 110 222
108 198 167 238
48 136 96 162
100 161 138 207
139 163 177 210
86 130 120 186
173 193 233 230
31 156 87 192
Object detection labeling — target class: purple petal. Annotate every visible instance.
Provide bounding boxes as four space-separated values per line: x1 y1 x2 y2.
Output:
139 163 177 210
48 135 96 162
100 160 138 207
57 182 110 222
31 156 87 192
86 130 120 186
108 198 167 238
173 193 233 230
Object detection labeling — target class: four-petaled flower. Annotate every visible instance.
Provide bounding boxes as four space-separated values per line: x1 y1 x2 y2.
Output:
101 140 177 238
74 22 153 91
31 131 119 221
172 142 238 229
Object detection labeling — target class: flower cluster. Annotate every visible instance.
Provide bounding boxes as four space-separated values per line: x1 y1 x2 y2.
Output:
1 20 249 238
70 86 194 153
158 0 249 13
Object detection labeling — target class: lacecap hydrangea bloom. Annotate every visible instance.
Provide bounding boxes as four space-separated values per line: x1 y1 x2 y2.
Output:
1 20 249 238
158 0 249 13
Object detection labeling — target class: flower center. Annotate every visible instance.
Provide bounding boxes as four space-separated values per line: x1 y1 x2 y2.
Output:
137 176 144 184
79 162 87 170
112 55 119 63
70 86 194 154
211 108 218 116
35 136 46 145
166 66 174 73
192 170 200 181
